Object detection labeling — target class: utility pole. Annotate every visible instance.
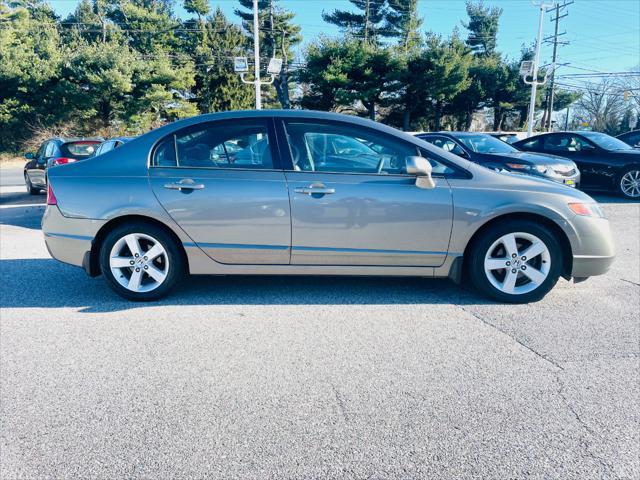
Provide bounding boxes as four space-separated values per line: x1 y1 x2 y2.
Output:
252 0 261 109
544 1 572 131
525 1 555 138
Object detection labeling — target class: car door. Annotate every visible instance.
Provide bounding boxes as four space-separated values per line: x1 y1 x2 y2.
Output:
279 119 454 267
541 133 607 188
29 141 53 186
148 118 291 265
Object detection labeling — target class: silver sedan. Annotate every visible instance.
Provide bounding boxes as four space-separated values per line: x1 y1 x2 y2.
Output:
42 110 615 303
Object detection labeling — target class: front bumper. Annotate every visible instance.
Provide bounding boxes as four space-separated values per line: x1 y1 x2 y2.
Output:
567 214 615 278
541 169 581 188
572 254 616 278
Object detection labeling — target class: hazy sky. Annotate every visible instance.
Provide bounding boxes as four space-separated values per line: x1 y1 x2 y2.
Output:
48 0 640 88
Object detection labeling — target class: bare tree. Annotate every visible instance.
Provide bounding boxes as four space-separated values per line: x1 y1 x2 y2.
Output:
575 78 625 134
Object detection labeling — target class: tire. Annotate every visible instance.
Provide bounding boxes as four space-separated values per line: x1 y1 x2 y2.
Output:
25 173 40 195
99 223 184 301
468 220 563 303
617 166 640 199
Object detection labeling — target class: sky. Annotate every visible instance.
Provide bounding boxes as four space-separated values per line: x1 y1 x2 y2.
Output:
48 0 640 88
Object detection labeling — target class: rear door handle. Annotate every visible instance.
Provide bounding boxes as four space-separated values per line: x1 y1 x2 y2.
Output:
164 179 205 191
294 183 335 195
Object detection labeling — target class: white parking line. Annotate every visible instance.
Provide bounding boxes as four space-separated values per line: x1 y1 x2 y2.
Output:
0 203 45 209
0 185 29 194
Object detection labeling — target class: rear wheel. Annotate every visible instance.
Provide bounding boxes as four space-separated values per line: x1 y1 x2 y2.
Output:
468 221 563 303
618 167 640 199
25 173 40 195
99 223 184 301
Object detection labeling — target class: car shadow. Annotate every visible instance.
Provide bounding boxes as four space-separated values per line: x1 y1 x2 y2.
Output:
0 258 491 313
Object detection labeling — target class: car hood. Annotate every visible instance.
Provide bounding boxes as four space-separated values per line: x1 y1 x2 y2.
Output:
465 162 592 201
477 151 575 166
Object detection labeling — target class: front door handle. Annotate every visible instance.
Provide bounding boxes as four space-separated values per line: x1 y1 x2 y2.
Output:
294 183 335 195
164 179 205 191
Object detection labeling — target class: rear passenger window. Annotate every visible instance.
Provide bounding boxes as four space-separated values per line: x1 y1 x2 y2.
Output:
153 121 274 169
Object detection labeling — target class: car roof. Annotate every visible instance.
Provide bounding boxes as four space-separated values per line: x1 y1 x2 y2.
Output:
418 131 490 137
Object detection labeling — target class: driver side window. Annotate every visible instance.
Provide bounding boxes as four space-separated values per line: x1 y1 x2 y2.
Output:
283 121 415 175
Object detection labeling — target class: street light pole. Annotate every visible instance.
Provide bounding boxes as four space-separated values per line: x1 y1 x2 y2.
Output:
526 2 552 137
253 0 261 109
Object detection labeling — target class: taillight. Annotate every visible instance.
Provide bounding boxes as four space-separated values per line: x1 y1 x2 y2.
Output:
52 157 76 166
47 184 57 205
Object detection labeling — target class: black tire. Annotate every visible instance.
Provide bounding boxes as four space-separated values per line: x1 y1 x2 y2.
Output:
616 166 640 200
25 173 40 195
99 223 184 301
468 220 563 303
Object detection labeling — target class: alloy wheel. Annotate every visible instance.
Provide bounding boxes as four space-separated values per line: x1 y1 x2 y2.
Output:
109 233 169 293
484 232 551 295
620 170 640 198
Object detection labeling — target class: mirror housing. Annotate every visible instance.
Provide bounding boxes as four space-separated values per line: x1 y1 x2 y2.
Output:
406 156 436 189
24 152 34 160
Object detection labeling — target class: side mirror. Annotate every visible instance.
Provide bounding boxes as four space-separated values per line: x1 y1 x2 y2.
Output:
580 144 596 152
24 152 34 159
406 156 436 189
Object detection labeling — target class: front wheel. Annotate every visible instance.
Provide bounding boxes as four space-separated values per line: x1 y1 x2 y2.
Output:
468 221 563 303
25 174 40 195
99 223 184 301
618 167 640 199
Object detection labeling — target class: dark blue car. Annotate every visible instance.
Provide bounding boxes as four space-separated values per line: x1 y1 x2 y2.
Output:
417 132 580 188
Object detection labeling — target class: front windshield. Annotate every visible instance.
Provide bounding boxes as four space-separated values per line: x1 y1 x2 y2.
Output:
580 132 632 151
455 134 517 154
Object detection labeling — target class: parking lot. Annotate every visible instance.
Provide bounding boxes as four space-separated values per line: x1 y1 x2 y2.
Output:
1 168 638 479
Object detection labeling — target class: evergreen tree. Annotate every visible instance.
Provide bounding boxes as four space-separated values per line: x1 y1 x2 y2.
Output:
462 1 502 57
322 0 389 45
299 38 401 121
385 0 422 54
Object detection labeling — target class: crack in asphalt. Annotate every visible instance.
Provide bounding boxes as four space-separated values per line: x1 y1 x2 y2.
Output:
458 306 564 370
620 278 640 287
554 374 621 480
460 305 622 479
331 384 349 423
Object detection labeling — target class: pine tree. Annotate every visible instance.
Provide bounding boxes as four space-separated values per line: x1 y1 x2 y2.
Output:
385 0 422 54
462 1 502 57
322 0 389 45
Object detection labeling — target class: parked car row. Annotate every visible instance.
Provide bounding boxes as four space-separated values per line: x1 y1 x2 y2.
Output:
417 130 640 199
23 136 133 194
40 110 616 304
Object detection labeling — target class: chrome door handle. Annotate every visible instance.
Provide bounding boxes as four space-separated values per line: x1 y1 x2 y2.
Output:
164 181 205 191
294 184 335 195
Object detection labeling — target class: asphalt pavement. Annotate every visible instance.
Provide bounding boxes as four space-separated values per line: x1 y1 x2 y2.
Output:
0 167 25 187
1 182 638 479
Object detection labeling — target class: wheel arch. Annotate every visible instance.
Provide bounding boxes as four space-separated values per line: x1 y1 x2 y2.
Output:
461 212 574 280
87 214 190 277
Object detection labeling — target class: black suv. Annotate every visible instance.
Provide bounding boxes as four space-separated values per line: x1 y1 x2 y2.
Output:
417 132 580 188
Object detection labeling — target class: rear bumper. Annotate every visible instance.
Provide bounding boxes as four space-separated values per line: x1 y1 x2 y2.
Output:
42 206 104 269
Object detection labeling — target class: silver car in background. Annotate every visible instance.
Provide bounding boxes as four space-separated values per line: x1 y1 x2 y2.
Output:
43 110 615 303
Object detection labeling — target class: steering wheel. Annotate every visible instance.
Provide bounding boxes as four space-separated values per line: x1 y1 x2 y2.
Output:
376 157 385 174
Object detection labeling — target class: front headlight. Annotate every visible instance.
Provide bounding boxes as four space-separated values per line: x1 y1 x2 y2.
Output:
505 163 547 174
568 202 605 218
